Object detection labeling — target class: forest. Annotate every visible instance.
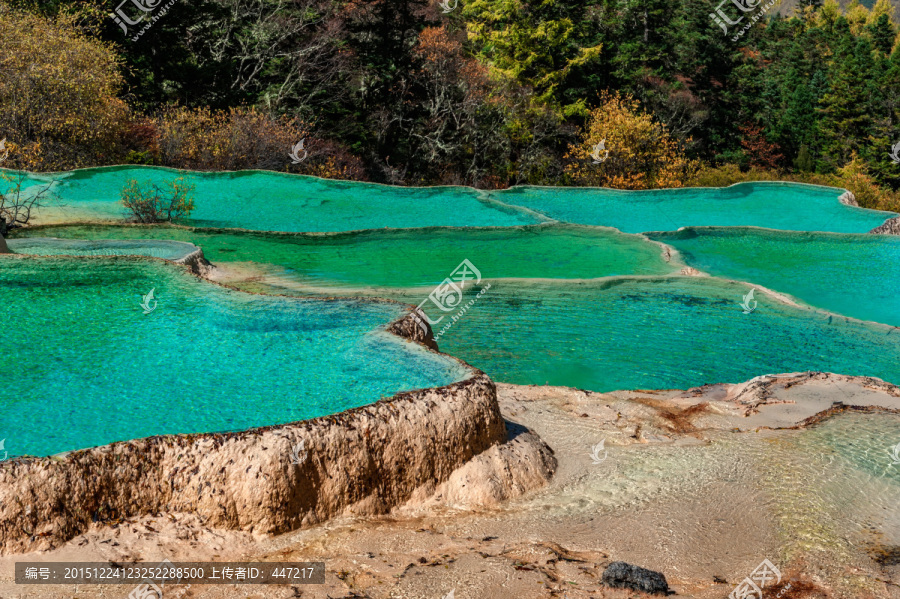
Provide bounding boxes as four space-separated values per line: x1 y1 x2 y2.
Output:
2 0 900 211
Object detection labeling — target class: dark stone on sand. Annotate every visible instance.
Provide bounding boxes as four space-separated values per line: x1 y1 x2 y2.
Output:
601 561 670 595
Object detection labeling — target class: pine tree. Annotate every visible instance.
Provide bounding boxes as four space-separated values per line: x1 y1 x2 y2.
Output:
819 21 876 168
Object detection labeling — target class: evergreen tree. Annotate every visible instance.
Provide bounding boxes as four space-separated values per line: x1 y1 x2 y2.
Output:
819 21 876 168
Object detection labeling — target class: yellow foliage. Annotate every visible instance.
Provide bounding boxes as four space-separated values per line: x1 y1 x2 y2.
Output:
0 6 129 170
815 0 843 28
686 158 900 213
868 0 895 25
845 0 870 34
564 92 698 190
155 106 311 172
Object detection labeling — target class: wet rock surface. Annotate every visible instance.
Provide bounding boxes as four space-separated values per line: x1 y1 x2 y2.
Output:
601 561 670 595
870 215 900 235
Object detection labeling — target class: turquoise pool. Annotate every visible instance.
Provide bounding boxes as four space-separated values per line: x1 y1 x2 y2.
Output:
13 223 677 290
412 277 900 392
8 167 896 234
649 227 900 328
492 183 896 233
7 166 542 232
0 257 469 457
5 167 900 456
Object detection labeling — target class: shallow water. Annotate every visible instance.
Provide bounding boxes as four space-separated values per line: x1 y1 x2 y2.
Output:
14 223 675 289
649 227 900 327
493 183 896 233
508 412 900 593
7 237 199 261
0 257 469 457
7 166 541 232
411 277 900 391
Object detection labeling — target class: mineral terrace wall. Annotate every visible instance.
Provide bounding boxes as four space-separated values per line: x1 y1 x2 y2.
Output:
0 317 506 554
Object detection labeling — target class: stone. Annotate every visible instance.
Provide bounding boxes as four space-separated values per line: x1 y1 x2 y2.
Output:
601 561 670 595
838 191 858 206
870 216 900 236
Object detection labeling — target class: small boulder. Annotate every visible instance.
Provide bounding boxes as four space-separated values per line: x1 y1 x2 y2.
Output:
601 561 670 595
0 233 9 254
870 216 900 236
838 190 858 206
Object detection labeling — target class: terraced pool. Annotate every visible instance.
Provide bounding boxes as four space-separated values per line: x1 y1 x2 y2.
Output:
5 167 900 455
492 183 896 233
409 277 900 391
0 257 469 457
10 166 542 231
649 227 900 327
14 223 677 290
9 166 897 233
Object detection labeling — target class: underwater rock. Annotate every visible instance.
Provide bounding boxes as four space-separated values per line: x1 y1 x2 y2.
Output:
0 233 8 253
601 561 670 595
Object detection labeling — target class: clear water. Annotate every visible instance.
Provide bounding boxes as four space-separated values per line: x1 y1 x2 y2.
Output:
14 223 675 290
511 412 900 592
6 167 900 455
763 413 900 555
7 166 542 232
410 277 900 391
10 167 895 234
649 227 900 327
7 237 200 261
14 225 900 393
492 183 896 233
0 257 469 457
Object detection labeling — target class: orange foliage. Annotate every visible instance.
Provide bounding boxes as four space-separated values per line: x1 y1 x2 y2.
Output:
739 123 783 170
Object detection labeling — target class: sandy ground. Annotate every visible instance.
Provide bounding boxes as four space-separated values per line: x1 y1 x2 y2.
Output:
1 373 899 599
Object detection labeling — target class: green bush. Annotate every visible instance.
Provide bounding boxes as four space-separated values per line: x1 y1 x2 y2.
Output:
121 178 195 223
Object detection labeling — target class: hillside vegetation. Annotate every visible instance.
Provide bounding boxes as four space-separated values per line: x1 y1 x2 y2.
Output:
2 0 900 211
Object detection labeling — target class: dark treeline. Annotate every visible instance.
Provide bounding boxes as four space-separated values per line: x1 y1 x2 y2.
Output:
2 0 900 209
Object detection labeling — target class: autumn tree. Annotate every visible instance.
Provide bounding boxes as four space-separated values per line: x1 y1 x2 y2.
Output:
0 6 130 170
153 106 366 179
565 92 697 189
739 123 784 170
